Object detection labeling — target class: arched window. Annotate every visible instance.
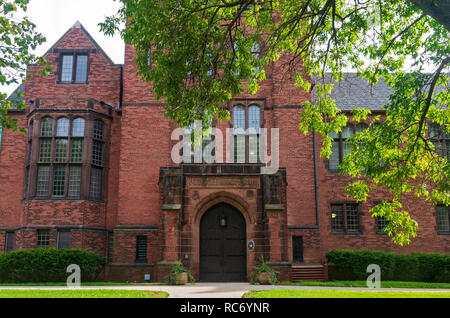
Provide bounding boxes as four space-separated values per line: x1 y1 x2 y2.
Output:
232 103 262 163
72 118 85 137
233 105 245 133
40 117 53 137
56 118 69 136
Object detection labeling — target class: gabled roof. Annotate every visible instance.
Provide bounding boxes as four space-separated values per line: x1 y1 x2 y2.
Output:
311 73 447 111
44 20 116 65
6 83 25 104
311 73 393 111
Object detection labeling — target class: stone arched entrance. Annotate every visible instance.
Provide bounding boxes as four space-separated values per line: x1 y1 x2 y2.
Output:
199 203 247 282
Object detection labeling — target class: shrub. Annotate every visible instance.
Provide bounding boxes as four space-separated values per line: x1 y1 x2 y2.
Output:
0 248 106 283
326 249 450 283
166 261 195 285
250 256 279 285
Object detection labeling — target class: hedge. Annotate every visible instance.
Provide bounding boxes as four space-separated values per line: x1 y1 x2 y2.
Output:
326 249 450 283
0 248 106 283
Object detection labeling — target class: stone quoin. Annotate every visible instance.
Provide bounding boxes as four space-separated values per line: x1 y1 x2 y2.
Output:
0 22 448 282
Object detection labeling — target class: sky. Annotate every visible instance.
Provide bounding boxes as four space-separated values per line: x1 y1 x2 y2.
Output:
2 0 124 96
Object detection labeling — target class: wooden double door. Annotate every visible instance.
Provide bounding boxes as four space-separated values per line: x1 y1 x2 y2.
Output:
200 203 247 282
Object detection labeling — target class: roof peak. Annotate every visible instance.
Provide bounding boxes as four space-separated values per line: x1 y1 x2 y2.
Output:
71 20 82 28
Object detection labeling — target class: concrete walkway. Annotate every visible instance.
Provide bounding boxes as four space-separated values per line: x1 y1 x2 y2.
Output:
1 283 450 298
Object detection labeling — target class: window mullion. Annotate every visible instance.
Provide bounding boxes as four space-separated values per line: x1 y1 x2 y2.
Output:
72 54 77 83
81 117 94 200
343 204 348 233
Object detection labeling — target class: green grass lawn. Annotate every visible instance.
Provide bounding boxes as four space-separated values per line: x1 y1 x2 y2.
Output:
243 289 450 298
278 281 450 289
0 289 169 298
0 282 150 287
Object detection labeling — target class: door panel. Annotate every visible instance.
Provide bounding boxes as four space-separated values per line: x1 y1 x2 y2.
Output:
200 203 246 282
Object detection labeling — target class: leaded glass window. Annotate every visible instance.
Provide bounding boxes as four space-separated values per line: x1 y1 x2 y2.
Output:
39 140 52 162
61 55 74 82
72 118 85 137
36 166 50 197
37 230 50 248
40 118 53 137
331 203 360 233
90 167 102 200
429 123 450 160
75 55 88 82
52 166 66 196
56 118 69 137
436 205 450 233
60 54 88 83
34 117 89 199
68 166 82 198
55 139 68 162
329 124 368 172
70 139 83 163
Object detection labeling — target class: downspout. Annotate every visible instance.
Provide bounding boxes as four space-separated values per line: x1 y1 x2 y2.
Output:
313 130 320 227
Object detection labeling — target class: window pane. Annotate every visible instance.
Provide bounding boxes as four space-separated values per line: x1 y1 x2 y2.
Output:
329 141 340 170
93 120 104 140
234 134 245 163
248 135 259 163
52 166 66 196
233 106 245 133
57 231 70 249
37 230 50 248
40 118 53 137
72 118 85 137
55 139 68 162
343 140 352 158
61 55 74 82
329 130 339 139
251 43 261 74
36 166 50 197
92 141 104 166
90 167 102 200
356 123 368 133
68 166 82 198
377 216 388 233
342 125 353 139
56 118 69 137
436 206 450 232
346 204 359 231
71 139 83 162
75 55 88 82
331 205 344 232
39 139 52 162
432 141 443 156
429 123 441 139
248 105 260 133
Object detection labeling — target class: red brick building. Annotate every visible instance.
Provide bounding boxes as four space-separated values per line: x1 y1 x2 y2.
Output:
0 22 448 282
